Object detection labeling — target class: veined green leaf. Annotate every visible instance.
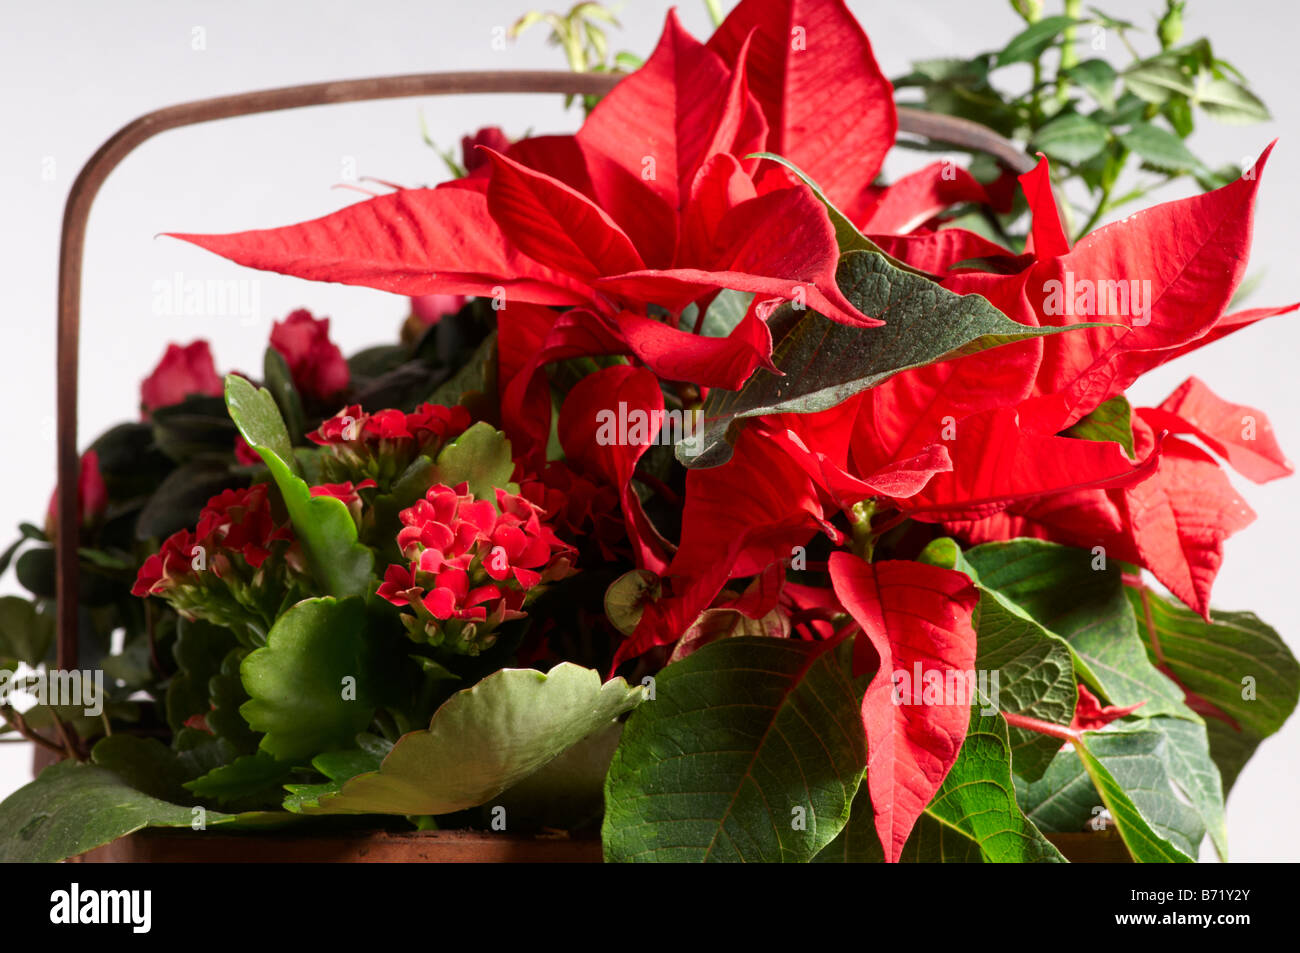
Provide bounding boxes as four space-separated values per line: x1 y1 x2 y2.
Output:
603 638 864 862
681 251 1108 468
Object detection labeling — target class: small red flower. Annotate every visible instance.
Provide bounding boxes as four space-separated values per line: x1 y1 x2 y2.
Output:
411 294 469 326
140 341 223 415
1069 684 1147 732
46 449 108 531
309 480 377 507
233 435 263 466
461 126 510 174
269 309 350 405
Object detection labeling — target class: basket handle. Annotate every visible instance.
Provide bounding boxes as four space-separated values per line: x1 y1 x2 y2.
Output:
55 71 1034 671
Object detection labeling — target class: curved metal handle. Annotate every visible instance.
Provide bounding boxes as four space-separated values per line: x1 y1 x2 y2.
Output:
55 70 1033 670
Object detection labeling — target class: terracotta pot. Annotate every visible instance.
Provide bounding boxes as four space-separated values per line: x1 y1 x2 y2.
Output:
33 748 1132 863
1044 831 1133 863
70 828 602 863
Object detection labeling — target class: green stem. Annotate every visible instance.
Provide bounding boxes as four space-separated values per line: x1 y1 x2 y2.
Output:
703 0 724 27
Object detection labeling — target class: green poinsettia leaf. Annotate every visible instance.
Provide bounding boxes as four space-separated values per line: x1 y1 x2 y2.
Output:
820 702 1064 863
1065 394 1135 457
603 637 864 863
1128 585 1299 794
303 662 642 816
1019 727 1199 862
918 538 1077 782
964 540 1188 716
681 251 1107 468
240 597 407 762
225 374 373 597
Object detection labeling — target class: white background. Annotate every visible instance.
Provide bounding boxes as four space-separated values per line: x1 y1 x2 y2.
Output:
2 0 1297 861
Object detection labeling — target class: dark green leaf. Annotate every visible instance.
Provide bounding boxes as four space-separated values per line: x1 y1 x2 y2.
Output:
603 638 864 862
0 761 237 863
1128 585 1299 794
682 251 1104 468
965 540 1187 717
1065 394 1135 457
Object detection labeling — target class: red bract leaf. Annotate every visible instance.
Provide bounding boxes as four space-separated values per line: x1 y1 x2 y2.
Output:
480 148 646 283
613 427 833 670
871 228 1027 276
1138 376 1293 484
708 0 897 221
1070 683 1145 731
500 303 775 465
1019 154 1070 259
597 183 876 327
578 11 766 217
1140 301 1300 370
762 421 951 510
169 187 588 305
1029 144 1275 424
944 487 1133 556
828 552 979 864
1119 419 1255 619
900 406 1161 522
616 305 776 387
859 161 991 234
558 365 671 574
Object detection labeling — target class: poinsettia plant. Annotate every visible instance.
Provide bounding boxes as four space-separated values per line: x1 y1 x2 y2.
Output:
2 0 1296 864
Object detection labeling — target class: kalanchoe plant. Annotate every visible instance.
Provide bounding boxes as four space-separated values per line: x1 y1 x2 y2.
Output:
2 0 1296 864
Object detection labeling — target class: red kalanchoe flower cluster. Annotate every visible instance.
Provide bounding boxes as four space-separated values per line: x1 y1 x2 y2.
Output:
307 402 472 488
378 482 575 655
140 340 223 416
519 462 626 560
132 484 304 641
269 308 350 405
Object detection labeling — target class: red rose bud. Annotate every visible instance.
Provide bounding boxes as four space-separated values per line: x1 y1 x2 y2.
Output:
140 340 223 416
378 481 575 655
45 449 108 532
269 308 350 405
461 126 510 174
410 294 469 327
